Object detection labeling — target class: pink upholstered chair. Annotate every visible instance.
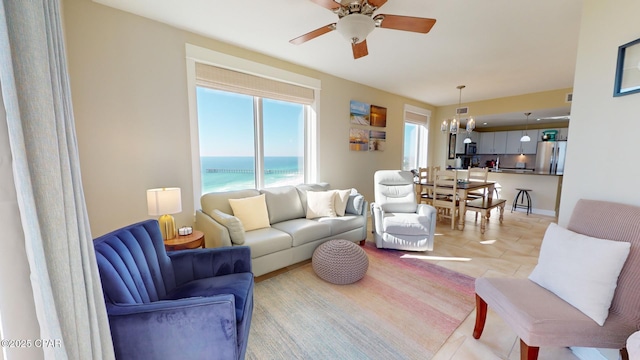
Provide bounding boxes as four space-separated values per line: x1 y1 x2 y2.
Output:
473 199 640 360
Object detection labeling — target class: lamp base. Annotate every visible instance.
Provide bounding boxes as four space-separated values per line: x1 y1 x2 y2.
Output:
158 214 177 240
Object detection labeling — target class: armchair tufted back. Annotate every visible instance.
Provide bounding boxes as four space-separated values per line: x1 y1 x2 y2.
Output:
374 170 418 213
94 220 176 305
567 199 640 327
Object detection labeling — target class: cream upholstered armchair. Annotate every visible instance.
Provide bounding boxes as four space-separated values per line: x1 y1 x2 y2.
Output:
371 170 437 251
473 199 640 360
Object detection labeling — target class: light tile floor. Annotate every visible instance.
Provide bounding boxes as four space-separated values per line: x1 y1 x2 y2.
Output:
256 208 580 360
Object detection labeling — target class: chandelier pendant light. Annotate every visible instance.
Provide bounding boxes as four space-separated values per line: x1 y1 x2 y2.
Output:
442 85 474 139
520 112 532 142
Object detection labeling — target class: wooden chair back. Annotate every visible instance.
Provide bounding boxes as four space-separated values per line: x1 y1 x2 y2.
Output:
432 169 459 229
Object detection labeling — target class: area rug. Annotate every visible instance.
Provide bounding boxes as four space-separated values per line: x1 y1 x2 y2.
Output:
246 242 476 359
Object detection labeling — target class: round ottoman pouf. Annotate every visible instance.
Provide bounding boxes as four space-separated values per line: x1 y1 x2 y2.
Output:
312 239 369 285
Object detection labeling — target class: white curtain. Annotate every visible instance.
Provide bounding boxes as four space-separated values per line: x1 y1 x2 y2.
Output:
0 0 114 359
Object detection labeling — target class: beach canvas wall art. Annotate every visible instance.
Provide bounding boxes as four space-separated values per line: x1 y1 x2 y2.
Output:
370 105 387 127
349 128 369 151
350 100 370 126
369 130 386 151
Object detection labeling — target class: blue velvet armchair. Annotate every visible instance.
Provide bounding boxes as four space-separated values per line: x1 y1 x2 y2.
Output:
94 220 253 360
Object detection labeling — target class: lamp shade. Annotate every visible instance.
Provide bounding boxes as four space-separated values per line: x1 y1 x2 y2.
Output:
147 187 182 216
520 134 531 142
336 14 375 44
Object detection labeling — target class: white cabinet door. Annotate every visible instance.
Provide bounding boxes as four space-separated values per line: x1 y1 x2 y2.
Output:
557 127 569 140
478 132 494 154
521 129 539 154
493 131 508 154
505 130 524 154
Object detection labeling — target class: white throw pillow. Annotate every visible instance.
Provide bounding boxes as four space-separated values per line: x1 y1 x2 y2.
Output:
306 190 337 219
528 223 631 326
228 194 271 232
333 189 351 216
210 209 246 245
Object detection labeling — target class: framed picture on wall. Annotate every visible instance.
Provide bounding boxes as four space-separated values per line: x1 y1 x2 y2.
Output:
350 100 370 125
369 130 386 151
370 105 387 127
614 37 640 97
448 133 456 159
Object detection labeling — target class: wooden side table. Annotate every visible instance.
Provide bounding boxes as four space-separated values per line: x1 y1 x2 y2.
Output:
164 230 205 251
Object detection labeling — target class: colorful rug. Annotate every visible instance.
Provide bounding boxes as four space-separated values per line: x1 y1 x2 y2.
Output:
246 242 476 359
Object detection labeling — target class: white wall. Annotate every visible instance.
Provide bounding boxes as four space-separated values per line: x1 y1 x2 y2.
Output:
62 0 432 236
558 0 640 225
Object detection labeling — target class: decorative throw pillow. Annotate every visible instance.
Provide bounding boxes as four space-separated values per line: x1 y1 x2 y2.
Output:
228 194 271 232
210 209 246 245
528 223 631 326
306 190 337 219
333 189 352 216
345 193 365 215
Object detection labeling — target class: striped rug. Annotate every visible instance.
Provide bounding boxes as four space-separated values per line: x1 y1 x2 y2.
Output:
246 242 476 359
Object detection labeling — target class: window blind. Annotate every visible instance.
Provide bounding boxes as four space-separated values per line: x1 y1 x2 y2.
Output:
195 63 315 105
405 111 428 124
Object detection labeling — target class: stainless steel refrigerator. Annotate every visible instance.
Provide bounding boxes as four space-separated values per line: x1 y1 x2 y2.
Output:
535 141 567 174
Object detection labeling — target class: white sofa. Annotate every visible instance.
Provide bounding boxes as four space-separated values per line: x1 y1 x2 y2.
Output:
195 183 368 277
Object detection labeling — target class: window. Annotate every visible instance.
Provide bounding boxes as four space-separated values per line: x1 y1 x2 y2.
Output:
186 45 320 203
402 106 430 171
196 87 306 193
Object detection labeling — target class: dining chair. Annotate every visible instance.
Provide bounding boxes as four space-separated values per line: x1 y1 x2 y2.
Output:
432 169 459 229
417 166 441 205
466 166 490 220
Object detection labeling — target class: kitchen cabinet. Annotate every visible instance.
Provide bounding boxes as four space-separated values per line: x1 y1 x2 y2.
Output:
478 131 507 154
455 131 478 154
506 130 539 154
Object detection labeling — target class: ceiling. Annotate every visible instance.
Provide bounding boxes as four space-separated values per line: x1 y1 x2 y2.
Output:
93 0 583 123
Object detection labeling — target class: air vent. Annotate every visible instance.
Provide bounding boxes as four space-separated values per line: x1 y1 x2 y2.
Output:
456 107 469 115
565 93 573 103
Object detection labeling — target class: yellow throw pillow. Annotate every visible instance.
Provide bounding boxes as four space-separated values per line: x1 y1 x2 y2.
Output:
228 194 271 232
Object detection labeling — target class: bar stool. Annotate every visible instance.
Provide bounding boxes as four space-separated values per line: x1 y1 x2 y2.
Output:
512 188 532 215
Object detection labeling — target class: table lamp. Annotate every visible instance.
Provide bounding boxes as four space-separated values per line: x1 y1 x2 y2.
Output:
147 187 182 240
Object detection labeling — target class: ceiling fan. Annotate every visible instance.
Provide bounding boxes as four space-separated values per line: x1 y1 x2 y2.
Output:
290 0 436 59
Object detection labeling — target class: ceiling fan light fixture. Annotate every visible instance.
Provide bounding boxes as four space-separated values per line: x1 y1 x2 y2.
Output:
336 14 375 44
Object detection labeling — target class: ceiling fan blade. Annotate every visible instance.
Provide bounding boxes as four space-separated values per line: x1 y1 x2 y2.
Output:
375 14 436 34
289 24 336 45
352 40 369 59
309 0 342 11
367 0 388 9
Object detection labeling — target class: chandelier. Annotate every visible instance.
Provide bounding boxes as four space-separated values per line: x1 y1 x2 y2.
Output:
441 85 475 143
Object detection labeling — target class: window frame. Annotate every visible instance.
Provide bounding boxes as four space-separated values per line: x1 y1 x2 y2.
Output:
402 104 431 171
185 44 321 208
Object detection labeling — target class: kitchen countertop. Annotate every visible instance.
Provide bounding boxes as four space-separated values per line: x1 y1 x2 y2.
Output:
447 167 563 176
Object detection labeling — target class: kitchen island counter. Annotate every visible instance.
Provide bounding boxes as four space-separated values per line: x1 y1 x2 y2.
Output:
488 171 562 216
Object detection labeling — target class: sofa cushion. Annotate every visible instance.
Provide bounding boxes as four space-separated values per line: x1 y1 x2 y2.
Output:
306 190 337 219
261 186 305 224
201 189 260 216
210 210 246 245
528 223 630 326
165 272 253 322
243 228 292 258
316 214 366 236
229 194 271 232
296 183 331 213
382 213 432 236
272 219 332 247
334 189 352 216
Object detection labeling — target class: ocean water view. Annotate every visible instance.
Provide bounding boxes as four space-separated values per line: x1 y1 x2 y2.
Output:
201 156 303 193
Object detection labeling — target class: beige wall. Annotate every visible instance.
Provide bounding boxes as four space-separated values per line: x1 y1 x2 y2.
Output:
62 0 433 236
557 0 640 225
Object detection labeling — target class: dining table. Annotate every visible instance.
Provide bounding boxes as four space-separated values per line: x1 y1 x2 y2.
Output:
416 179 497 231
